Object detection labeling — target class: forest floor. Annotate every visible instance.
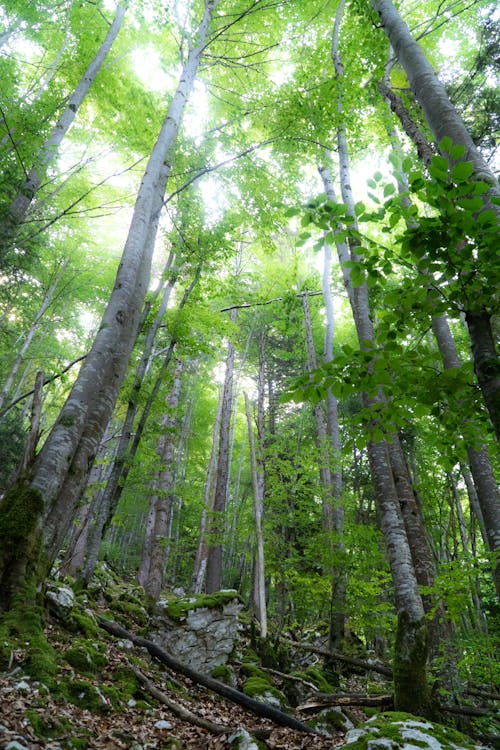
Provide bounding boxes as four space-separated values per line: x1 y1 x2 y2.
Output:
0 574 371 750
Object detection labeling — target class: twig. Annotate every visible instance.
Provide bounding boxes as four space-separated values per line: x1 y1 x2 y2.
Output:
284 639 393 679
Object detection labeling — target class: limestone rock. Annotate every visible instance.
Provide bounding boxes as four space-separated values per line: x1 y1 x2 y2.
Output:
344 713 488 750
149 592 242 675
45 583 75 618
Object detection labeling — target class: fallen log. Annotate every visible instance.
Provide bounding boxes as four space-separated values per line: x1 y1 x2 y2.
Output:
297 693 394 713
284 639 393 678
130 665 270 740
98 616 318 735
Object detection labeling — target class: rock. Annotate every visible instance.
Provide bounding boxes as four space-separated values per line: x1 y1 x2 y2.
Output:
311 707 355 735
228 728 261 750
149 592 242 675
45 583 75 618
344 712 486 750
154 719 173 730
4 742 31 750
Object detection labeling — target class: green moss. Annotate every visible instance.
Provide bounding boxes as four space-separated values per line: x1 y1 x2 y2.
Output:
0 578 58 683
301 666 334 693
25 709 75 740
113 664 143 700
162 590 240 621
211 664 233 682
0 485 43 548
65 680 108 712
64 641 107 675
243 676 286 705
65 609 100 638
109 598 149 626
346 713 479 750
309 707 351 732
241 662 267 679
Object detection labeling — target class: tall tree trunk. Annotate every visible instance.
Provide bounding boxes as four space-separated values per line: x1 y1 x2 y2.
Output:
0 260 69 411
371 0 500 440
244 391 267 638
143 358 183 600
315 0 431 714
205 308 237 593
191 383 223 594
1 2 127 262
431 315 500 596
0 0 220 613
322 240 346 652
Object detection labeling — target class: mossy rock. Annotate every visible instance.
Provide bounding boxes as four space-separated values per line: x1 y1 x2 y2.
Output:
109 598 149 626
64 608 100 638
64 679 109 713
161 590 241 621
64 640 107 675
308 707 354 735
242 676 287 706
345 712 482 750
211 664 236 685
301 666 334 693
0 581 59 683
25 709 76 741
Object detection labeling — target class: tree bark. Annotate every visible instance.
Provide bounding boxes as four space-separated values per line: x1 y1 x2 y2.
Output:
0 0 220 611
1 2 127 262
143 358 183 599
244 390 267 638
205 308 237 593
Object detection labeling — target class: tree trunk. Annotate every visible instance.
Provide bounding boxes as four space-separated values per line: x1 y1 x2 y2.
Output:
0 260 69 411
1 2 127 262
244 391 267 638
371 0 500 199
0 0 220 612
205 308 237 593
144 358 183 600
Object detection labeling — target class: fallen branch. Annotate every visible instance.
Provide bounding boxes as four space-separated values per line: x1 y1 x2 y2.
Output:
465 688 500 702
130 665 270 740
297 693 394 713
258 666 318 693
285 639 393 678
439 704 499 718
98 617 318 735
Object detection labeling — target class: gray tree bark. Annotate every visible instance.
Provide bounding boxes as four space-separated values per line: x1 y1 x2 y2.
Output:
0 0 220 611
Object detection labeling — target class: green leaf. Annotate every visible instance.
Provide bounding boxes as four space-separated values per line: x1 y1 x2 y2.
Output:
451 161 473 182
449 144 465 160
383 183 396 197
431 154 449 173
457 196 483 212
477 209 497 226
439 136 453 152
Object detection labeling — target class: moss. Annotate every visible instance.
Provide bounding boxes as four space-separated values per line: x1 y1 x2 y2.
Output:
109 598 149 626
0 485 43 548
243 676 286 704
346 713 480 750
0 578 58 683
394 613 431 717
301 666 334 693
240 662 267 679
65 679 109 713
113 664 143 700
25 709 75 740
65 609 100 638
308 707 351 733
64 641 107 675
211 664 233 682
162 590 241 621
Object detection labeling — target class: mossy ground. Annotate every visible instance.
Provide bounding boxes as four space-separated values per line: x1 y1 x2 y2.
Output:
346 712 481 750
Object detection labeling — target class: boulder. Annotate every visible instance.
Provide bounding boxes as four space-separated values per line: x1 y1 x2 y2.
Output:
149 591 242 675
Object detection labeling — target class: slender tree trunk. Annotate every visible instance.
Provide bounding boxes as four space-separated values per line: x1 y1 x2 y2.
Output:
371 0 500 438
371 0 500 198
315 1 431 714
0 0 220 612
191 383 223 594
1 2 127 261
205 308 237 593
244 391 267 638
0 260 69 411
431 315 500 596
144 358 183 600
